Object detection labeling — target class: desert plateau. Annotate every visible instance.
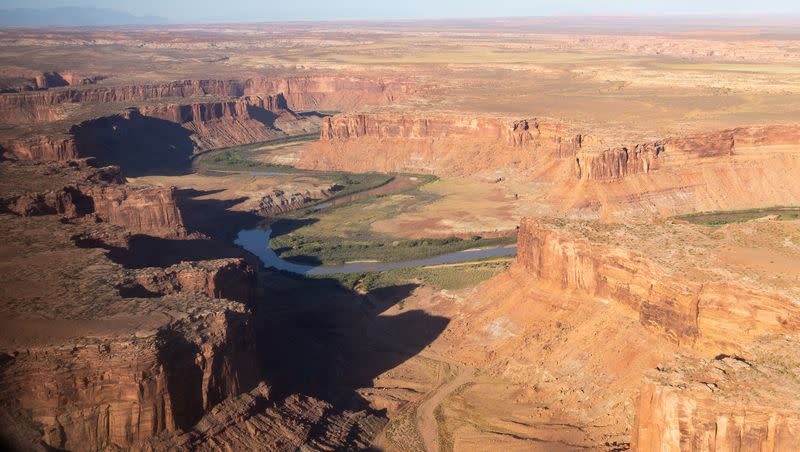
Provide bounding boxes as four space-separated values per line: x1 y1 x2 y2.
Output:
1 4 800 451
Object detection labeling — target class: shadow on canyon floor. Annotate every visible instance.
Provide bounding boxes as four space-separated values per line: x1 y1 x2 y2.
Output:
256 272 449 412
76 182 448 426
246 105 280 129
72 111 196 177
176 188 264 241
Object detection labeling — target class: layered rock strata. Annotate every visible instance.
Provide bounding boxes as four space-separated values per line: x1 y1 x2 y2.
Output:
0 159 185 237
146 384 385 451
1 95 312 165
0 75 416 124
514 218 800 353
306 113 584 175
0 197 260 451
0 135 78 160
0 305 259 451
633 338 800 451
575 124 800 181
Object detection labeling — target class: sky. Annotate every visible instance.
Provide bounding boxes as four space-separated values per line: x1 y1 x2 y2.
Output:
3 0 800 23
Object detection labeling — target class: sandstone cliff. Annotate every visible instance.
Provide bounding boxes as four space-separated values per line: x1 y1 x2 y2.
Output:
0 306 259 451
0 75 416 124
145 384 385 451
305 113 583 175
135 94 304 151
0 159 186 237
1 95 315 171
135 259 257 304
0 135 78 160
514 218 800 354
633 338 800 452
574 125 800 181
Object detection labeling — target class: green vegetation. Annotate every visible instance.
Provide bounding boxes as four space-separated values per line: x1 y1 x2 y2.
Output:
207 149 281 168
268 169 513 265
271 232 516 266
324 172 398 200
316 259 512 292
675 206 800 225
193 133 319 172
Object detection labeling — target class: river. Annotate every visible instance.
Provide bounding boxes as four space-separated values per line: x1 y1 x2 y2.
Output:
235 229 517 275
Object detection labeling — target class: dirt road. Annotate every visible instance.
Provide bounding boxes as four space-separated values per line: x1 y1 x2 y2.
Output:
416 355 474 452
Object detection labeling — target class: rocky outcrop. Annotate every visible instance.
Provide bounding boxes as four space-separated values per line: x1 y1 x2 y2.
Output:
134 259 257 304
0 160 186 237
146 384 385 451
0 75 415 124
575 143 663 180
0 135 77 160
575 124 800 181
86 185 187 238
136 94 303 151
514 218 800 353
256 187 333 216
320 114 580 148
0 164 265 450
243 75 418 112
0 306 259 451
307 113 582 175
633 338 800 451
137 94 292 124
1 94 314 171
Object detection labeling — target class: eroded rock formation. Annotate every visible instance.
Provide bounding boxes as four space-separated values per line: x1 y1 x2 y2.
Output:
633 338 800 451
515 218 800 354
0 159 185 237
307 113 583 175
146 384 385 451
0 306 259 451
0 135 78 160
0 75 417 124
575 124 800 181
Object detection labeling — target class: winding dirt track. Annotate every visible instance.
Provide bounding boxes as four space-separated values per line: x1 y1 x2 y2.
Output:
416 355 474 452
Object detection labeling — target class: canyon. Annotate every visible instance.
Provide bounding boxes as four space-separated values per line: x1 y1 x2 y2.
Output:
1 16 800 452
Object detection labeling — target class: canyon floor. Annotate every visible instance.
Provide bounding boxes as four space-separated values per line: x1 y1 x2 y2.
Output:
1 16 800 452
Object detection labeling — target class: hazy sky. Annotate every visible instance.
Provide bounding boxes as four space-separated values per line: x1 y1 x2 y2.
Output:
4 0 800 22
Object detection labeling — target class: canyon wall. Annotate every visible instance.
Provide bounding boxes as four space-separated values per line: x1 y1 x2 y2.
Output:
0 75 415 124
575 125 800 181
135 94 302 151
0 135 78 160
0 303 259 451
0 160 186 237
135 259 257 304
633 341 800 452
0 94 312 168
514 218 800 353
560 124 800 220
86 185 187 238
0 159 266 450
305 114 583 175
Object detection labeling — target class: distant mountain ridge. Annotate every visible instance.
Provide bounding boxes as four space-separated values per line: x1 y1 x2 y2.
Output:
0 7 168 27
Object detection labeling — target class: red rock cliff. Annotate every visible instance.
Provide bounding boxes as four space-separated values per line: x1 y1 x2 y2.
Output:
0 304 259 451
1 135 78 160
575 124 800 181
0 160 186 238
633 339 800 452
514 218 800 353
0 75 416 124
305 113 582 175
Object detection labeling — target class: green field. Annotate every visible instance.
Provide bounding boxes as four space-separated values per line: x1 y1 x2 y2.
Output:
676 206 800 225
193 133 319 172
269 173 516 265
270 231 516 265
315 259 512 293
